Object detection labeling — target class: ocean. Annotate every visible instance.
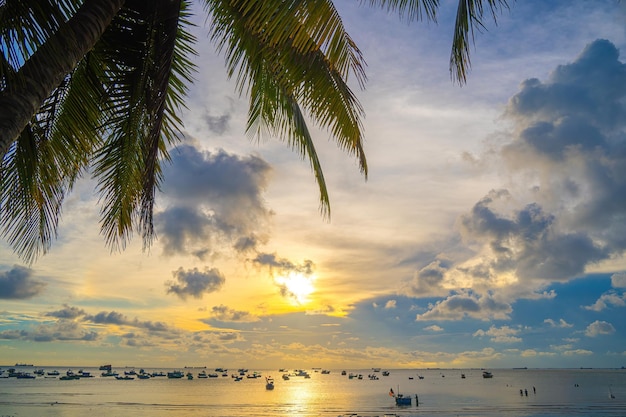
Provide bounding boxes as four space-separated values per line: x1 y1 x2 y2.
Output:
1 367 625 416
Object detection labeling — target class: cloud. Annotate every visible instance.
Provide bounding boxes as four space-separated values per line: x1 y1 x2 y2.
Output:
544 318 573 328
563 349 593 356
384 300 397 309
611 272 626 288
166 267 225 300
45 305 86 319
252 253 315 276
0 321 98 342
157 144 272 258
423 325 443 332
0 265 46 299
582 291 626 311
584 320 615 337
441 39 626 297
206 304 260 322
473 325 522 343
407 259 451 296
416 291 512 321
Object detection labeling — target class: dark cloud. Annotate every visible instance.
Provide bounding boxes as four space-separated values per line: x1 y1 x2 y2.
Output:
157 144 272 258
460 193 607 281
252 253 315 276
45 304 86 319
166 267 225 300
0 265 46 299
86 311 127 325
416 292 512 321
204 113 231 135
206 304 259 322
407 259 452 296
0 321 98 342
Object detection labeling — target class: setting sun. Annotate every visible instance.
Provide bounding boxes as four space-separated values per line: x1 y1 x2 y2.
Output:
275 272 315 304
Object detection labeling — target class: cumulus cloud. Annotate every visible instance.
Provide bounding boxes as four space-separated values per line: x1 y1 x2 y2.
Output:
385 300 397 309
416 291 512 321
157 144 272 258
45 304 86 319
423 325 443 332
611 272 626 288
166 267 225 300
584 320 615 337
473 325 522 343
407 259 451 296
582 291 626 311
413 39 626 303
0 265 46 299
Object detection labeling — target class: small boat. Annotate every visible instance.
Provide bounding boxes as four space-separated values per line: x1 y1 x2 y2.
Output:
389 386 414 406
167 370 184 379
101 371 119 377
382 371 390 376
99 364 112 371
60 374 80 380
282 374 290 380
265 377 274 390
47 370 60 376
137 373 151 379
461 374 466 379
115 375 134 380
482 371 493 379
187 372 193 380
16 373 36 379
198 371 208 378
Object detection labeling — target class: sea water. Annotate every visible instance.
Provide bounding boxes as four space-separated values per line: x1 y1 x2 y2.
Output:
1 367 625 416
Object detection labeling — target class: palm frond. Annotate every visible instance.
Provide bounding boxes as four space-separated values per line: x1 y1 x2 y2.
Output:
451 0 509 84
91 0 196 251
360 0 439 22
205 0 368 216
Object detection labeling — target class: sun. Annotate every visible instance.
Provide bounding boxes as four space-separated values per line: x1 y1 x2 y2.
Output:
276 272 315 304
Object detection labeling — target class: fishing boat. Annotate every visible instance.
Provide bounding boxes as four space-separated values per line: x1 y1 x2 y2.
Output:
482 371 493 378
266 377 275 390
389 386 414 406
167 370 184 379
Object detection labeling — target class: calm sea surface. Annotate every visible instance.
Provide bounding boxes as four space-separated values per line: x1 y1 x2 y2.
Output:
1 367 625 416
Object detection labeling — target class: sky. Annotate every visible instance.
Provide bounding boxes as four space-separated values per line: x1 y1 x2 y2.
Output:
1 0 626 370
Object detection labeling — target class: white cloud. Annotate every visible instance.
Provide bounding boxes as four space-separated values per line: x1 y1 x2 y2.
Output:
611 273 626 288
582 292 626 311
423 325 444 332
584 320 616 337
473 325 522 343
544 318 573 328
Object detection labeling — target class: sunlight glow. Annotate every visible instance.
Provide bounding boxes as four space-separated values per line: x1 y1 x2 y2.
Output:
276 272 315 304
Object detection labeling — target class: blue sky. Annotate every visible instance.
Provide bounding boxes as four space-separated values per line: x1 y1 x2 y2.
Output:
1 0 626 369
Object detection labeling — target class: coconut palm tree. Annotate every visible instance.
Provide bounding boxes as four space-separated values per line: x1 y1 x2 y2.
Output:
0 0 508 263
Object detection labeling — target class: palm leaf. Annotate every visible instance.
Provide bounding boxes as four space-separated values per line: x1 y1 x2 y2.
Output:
91 0 196 251
206 0 368 216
